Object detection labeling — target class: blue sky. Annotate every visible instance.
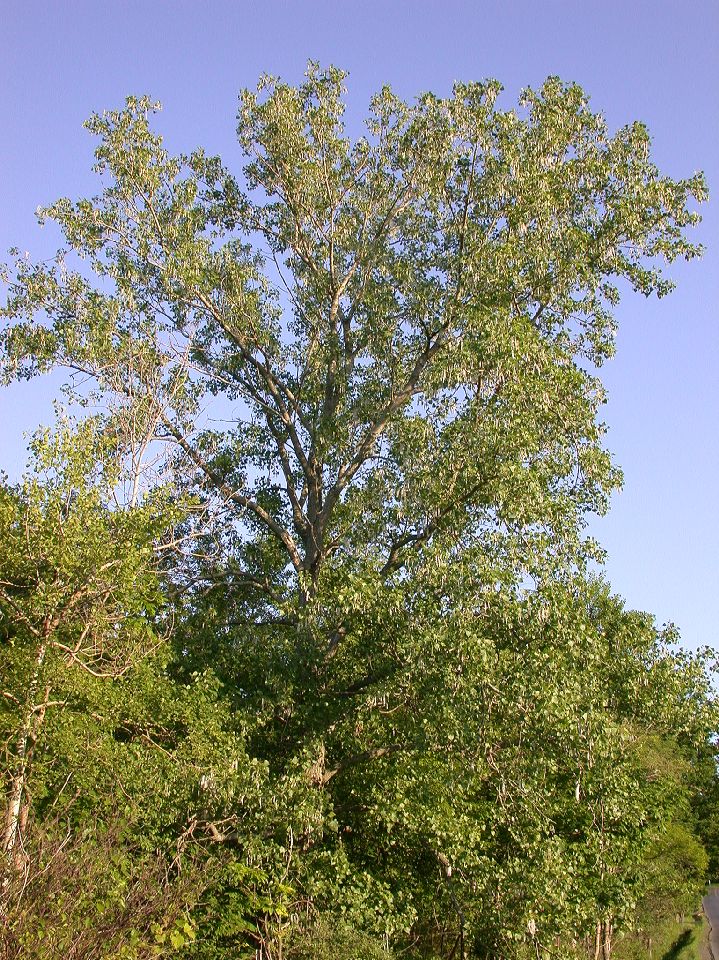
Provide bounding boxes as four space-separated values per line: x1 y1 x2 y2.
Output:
1 0 718 651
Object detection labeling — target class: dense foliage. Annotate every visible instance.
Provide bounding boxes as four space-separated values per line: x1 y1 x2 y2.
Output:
1 66 715 959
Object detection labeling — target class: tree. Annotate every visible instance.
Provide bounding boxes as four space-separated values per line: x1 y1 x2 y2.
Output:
1 64 712 958
1 66 705 612
0 422 276 959
0 422 174 886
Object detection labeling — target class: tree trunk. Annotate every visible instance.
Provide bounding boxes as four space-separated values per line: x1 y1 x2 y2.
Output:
1 632 50 901
599 919 613 959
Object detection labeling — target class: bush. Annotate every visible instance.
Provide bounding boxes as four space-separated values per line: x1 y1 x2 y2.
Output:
287 918 394 960
0 821 203 960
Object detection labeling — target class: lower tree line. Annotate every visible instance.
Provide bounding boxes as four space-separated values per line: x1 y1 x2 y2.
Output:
1 424 716 960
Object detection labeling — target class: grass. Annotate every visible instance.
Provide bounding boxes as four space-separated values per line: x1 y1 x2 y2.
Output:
612 915 708 960
659 916 707 960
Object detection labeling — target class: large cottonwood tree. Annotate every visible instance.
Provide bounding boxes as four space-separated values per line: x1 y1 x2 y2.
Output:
1 66 705 615
1 65 712 959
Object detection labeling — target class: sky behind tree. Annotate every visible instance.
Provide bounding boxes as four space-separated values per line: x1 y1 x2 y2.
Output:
1 0 717 652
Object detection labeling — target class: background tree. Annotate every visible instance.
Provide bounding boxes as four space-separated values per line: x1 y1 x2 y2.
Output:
0 423 272 958
0 421 172 882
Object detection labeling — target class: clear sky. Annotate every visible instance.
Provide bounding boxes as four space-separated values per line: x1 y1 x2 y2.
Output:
1 0 717 651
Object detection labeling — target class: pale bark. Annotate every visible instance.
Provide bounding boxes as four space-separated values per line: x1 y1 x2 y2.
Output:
1 627 50 900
